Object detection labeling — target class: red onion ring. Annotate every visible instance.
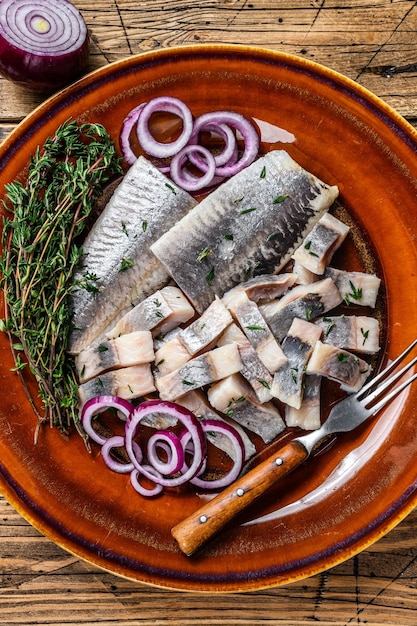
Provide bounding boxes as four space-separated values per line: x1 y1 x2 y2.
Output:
81 395 133 446
170 145 216 192
180 419 245 490
130 467 163 497
188 121 238 169
136 96 194 159
125 399 206 488
147 430 184 475
101 435 139 474
119 103 146 165
191 111 260 178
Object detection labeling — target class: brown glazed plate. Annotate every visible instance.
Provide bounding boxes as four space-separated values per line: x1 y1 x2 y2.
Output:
0 44 417 592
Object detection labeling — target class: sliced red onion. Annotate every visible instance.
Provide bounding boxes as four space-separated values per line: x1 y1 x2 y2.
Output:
147 430 184 476
125 399 206 488
170 145 216 192
184 419 245 490
192 111 260 178
130 467 163 497
101 435 138 474
188 121 238 168
119 103 146 165
136 96 194 159
81 395 133 446
0 0 90 93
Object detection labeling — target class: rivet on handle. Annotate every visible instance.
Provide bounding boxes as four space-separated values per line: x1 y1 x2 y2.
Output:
275 457 284 466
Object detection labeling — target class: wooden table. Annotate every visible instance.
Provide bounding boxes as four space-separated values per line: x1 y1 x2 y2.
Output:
2 1 417 624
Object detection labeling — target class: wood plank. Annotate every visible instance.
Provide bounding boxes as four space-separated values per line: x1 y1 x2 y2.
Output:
2 493 417 625
0 1 416 121
1 1 417 624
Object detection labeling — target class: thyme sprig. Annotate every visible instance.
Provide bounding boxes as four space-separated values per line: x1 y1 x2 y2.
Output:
0 120 123 436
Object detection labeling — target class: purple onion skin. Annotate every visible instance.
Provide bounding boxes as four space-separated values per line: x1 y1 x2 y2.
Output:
0 27 90 93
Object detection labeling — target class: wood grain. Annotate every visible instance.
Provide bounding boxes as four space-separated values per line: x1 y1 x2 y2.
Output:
1 1 417 624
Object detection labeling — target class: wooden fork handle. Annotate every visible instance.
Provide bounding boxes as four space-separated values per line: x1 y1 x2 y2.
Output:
171 439 308 556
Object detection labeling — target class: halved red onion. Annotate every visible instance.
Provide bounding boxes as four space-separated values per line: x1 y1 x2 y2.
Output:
170 145 216 192
81 395 133 446
136 96 194 159
125 399 206 488
0 0 90 93
192 111 260 178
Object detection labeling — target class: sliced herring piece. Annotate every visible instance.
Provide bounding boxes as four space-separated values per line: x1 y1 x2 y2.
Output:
325 267 381 307
260 277 343 341
217 323 274 403
156 344 242 400
315 315 380 354
207 374 285 443
292 212 349 274
177 390 256 461
292 259 318 285
179 296 233 356
75 330 154 383
306 341 372 392
223 272 297 304
78 363 156 405
151 150 339 313
155 334 192 376
154 297 233 375
285 374 322 430
69 156 198 353
153 326 182 351
224 290 286 373
107 286 194 339
271 318 322 408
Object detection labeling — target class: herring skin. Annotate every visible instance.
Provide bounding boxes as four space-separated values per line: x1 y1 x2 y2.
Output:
68 156 197 354
151 150 339 313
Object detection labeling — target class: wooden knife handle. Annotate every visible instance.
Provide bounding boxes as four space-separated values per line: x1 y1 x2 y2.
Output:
171 439 308 556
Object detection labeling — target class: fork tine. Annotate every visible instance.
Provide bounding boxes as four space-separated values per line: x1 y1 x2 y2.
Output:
357 338 417 398
366 371 417 415
360 355 417 405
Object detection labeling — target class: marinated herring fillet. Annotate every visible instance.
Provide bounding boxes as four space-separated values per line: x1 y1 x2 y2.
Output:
208 374 285 443
150 150 339 312
217 323 274 403
292 212 349 275
155 297 233 375
68 156 197 354
75 330 154 383
306 341 372 392
78 363 156 405
156 343 242 401
285 374 322 431
177 390 256 461
107 286 194 339
260 277 343 341
315 315 380 354
223 290 287 374
271 318 322 409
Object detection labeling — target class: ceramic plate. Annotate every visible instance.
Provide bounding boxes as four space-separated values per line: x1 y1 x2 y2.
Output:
1 45 417 592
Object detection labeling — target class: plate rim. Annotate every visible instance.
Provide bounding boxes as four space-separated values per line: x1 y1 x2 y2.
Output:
1 43 417 592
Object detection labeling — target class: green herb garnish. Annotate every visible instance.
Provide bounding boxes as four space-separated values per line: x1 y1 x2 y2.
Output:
0 120 122 436
119 257 134 272
273 194 288 204
197 246 212 262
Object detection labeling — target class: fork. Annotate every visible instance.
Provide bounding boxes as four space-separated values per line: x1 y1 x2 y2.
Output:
171 339 417 555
